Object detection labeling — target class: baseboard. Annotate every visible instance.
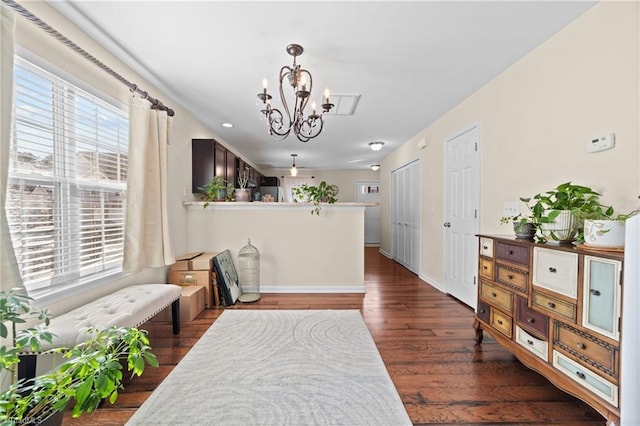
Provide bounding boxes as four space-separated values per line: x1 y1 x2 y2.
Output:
260 285 366 294
378 248 393 259
419 273 445 293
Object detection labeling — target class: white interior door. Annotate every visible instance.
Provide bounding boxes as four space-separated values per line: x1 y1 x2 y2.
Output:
356 181 380 245
391 160 420 273
444 124 480 308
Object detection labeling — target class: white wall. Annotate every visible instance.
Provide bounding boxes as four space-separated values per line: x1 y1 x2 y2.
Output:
261 168 380 203
379 1 640 289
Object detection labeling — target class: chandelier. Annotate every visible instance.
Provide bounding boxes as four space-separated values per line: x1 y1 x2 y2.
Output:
257 44 333 142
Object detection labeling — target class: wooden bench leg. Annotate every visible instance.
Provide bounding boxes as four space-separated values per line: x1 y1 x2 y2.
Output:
18 354 37 381
171 299 180 334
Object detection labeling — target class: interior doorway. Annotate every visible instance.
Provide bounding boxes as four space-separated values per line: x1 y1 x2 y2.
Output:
443 124 480 308
356 181 380 245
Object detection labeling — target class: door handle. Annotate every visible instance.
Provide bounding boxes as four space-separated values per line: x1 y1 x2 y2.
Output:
443 222 451 228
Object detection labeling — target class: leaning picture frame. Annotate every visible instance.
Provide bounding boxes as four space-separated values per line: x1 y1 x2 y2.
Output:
213 250 241 305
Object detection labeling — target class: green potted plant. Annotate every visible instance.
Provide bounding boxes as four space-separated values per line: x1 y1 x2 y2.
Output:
292 181 338 215
499 214 537 239
578 196 640 247
198 176 227 207
521 182 602 243
0 289 158 425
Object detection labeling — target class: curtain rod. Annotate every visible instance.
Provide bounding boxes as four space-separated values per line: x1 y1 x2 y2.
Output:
2 0 175 116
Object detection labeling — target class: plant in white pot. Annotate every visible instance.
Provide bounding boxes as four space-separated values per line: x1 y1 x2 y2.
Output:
0 289 158 425
577 197 640 248
522 182 602 243
234 170 251 202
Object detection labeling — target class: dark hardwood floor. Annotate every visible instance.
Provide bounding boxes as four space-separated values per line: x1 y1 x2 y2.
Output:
63 248 605 425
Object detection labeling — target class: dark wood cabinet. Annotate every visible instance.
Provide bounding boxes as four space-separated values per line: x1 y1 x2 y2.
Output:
192 138 258 194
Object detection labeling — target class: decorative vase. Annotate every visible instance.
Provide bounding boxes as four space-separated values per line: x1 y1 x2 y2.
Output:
513 222 537 239
234 188 251 202
583 219 625 248
539 210 579 243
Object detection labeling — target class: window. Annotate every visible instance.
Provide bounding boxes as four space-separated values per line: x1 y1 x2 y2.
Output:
6 57 128 297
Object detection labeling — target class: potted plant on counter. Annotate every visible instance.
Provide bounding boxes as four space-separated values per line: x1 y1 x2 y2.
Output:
292 181 338 215
234 170 251 202
0 289 158 425
198 176 227 207
500 213 537 239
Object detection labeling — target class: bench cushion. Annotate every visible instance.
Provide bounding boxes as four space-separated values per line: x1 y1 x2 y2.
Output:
36 284 181 351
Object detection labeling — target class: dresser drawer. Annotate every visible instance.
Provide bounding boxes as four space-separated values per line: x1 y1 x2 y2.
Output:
490 308 513 338
479 237 494 258
496 242 529 266
516 296 549 337
477 300 490 324
553 321 618 378
533 247 578 298
480 280 514 313
496 263 528 293
516 326 548 361
532 290 577 322
479 258 494 279
553 350 618 407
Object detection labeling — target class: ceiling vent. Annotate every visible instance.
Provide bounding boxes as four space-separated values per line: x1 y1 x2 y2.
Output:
324 94 361 115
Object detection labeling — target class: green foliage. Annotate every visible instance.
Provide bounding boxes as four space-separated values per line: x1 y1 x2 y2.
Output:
0 290 158 424
292 181 338 215
198 176 227 207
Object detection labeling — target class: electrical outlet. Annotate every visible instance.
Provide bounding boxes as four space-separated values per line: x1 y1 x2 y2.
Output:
503 201 520 217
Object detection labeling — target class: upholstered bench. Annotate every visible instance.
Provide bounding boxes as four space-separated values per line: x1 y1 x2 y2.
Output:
19 283 182 380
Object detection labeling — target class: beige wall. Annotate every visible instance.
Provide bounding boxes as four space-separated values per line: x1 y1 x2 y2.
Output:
380 1 640 288
262 168 380 202
185 204 365 291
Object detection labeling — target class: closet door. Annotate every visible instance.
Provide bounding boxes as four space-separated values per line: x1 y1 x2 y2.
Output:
391 160 420 273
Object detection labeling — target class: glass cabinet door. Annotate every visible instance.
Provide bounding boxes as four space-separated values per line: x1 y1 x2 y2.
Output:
582 255 622 340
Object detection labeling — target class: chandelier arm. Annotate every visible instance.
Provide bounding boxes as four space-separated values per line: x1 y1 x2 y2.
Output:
279 65 294 128
267 107 291 139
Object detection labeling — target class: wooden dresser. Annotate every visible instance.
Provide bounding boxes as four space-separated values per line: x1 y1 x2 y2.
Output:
474 235 624 425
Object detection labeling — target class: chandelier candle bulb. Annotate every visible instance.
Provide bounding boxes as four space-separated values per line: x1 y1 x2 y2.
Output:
262 78 268 89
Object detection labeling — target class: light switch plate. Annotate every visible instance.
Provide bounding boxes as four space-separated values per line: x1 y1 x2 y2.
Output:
587 133 615 153
504 201 520 217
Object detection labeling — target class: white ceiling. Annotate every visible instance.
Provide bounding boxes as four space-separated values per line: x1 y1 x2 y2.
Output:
49 1 596 171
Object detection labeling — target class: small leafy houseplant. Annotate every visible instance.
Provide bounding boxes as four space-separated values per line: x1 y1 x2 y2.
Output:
198 176 227 207
0 289 158 425
292 181 338 215
499 214 537 239
521 182 603 243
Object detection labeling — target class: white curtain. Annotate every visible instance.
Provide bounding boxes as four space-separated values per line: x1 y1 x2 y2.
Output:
0 7 22 293
282 176 313 202
123 97 175 271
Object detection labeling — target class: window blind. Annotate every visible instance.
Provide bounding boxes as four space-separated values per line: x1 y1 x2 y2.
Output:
7 57 128 294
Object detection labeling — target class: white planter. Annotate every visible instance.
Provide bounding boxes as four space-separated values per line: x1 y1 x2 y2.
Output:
539 210 579 243
583 219 625 248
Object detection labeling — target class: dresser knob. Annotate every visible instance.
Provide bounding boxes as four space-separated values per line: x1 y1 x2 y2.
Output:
526 317 534 323
575 371 586 380
497 319 503 325
483 265 488 270
549 267 557 273
507 250 513 255
577 342 586 350
547 302 556 309
491 292 497 298
590 289 601 296
479 309 485 314
482 245 488 250
507 274 514 280
526 339 534 345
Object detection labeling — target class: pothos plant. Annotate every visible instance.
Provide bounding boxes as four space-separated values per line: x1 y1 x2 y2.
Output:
292 181 338 215
0 289 158 424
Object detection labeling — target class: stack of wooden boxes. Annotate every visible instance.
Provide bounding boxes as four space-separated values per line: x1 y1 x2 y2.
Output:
155 252 220 322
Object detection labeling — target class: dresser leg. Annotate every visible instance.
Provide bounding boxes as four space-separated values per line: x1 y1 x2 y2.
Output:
473 318 484 344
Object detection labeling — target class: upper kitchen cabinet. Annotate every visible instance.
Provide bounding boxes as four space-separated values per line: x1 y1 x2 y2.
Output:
192 138 242 193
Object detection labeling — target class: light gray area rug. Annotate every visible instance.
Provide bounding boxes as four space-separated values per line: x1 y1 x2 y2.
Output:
127 310 411 425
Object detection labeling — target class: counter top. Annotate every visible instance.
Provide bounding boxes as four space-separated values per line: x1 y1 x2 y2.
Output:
182 201 376 209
